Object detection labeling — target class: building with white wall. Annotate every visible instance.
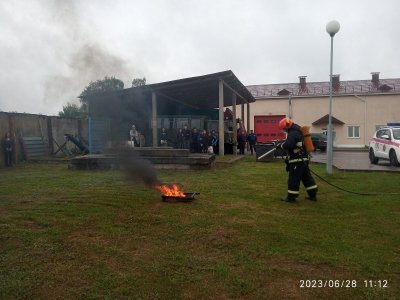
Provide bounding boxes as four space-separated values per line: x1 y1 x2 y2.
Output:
245 73 400 148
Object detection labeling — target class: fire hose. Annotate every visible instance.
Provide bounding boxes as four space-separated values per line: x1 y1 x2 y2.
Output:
258 146 400 196
308 169 400 195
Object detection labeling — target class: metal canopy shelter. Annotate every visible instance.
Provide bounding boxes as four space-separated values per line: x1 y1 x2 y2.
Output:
83 70 255 155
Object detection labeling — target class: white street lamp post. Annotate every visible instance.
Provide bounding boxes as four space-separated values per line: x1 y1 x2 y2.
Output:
326 20 340 174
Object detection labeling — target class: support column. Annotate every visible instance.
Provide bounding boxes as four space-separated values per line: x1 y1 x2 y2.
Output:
218 81 224 156
232 93 237 156
246 103 251 151
47 117 54 154
246 103 250 133
241 103 245 123
152 92 158 147
8 113 17 163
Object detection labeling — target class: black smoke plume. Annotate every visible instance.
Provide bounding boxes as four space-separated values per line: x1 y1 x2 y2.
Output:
107 146 161 188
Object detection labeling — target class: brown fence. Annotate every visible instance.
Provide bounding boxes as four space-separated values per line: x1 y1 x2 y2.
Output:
0 112 88 166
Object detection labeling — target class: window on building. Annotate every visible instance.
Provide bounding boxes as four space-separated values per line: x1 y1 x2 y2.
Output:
348 126 360 138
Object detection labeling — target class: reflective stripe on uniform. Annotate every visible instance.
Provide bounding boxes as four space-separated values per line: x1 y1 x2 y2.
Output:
306 185 318 190
288 190 300 194
288 158 309 163
296 141 303 147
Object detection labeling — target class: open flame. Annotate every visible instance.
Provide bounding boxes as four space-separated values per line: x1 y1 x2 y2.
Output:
154 184 185 197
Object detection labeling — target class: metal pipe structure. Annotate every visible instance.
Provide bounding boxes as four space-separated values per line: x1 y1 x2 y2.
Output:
353 95 367 146
327 35 334 174
326 20 340 174
232 93 237 156
152 92 158 147
219 80 225 156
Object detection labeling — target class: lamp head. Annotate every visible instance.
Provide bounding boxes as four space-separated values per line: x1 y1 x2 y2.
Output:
326 20 340 37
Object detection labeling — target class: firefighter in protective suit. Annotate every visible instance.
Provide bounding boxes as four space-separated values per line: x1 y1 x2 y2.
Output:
277 118 318 202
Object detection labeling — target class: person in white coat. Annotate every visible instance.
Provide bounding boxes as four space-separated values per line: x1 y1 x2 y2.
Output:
129 125 140 147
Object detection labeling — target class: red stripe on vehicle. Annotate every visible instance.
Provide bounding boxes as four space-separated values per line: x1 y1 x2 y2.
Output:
371 138 400 148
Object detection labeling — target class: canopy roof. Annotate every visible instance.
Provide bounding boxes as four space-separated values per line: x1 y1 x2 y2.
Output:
82 70 255 109
312 114 345 125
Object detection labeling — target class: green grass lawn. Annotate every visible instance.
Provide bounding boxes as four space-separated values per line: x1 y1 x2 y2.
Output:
0 158 399 299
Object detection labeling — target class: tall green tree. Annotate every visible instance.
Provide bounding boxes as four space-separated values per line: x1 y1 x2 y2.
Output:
132 77 146 87
58 103 84 118
79 76 124 100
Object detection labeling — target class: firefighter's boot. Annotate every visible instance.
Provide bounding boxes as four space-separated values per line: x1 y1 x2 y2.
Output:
306 191 317 201
281 195 297 203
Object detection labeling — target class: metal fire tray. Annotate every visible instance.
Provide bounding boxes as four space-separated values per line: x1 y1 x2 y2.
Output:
161 192 198 202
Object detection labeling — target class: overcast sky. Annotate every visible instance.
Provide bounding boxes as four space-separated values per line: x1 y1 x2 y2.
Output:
1 0 399 115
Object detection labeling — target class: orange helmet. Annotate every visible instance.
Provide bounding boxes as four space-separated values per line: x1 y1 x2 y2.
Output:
278 118 293 130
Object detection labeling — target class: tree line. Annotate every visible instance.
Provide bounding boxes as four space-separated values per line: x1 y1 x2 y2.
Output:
58 76 146 118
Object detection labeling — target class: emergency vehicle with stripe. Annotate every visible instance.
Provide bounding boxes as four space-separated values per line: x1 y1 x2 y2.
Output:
369 124 400 167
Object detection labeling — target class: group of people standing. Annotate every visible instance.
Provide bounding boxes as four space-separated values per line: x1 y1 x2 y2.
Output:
159 126 259 156
128 122 259 156
237 129 257 155
160 125 219 154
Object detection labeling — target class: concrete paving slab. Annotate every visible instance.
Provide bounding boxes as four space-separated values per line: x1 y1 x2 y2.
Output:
310 151 400 172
